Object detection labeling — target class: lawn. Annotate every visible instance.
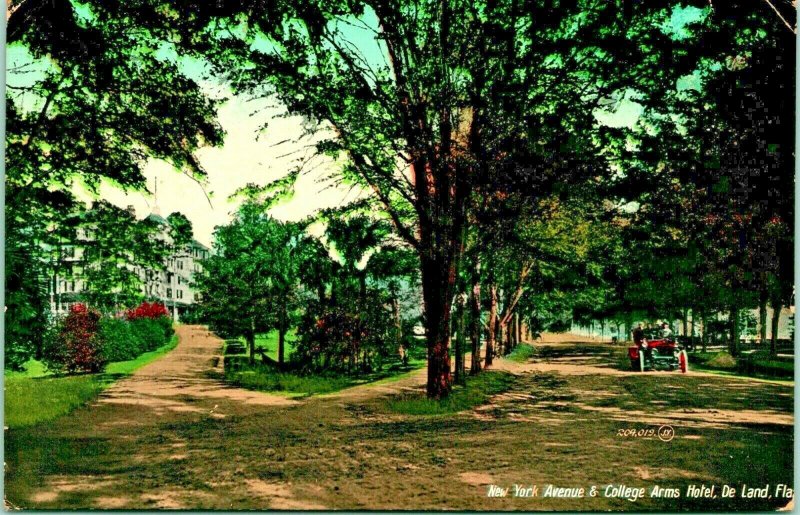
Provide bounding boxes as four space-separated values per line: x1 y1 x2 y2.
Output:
224 362 358 395
506 343 537 363
689 350 793 380
4 335 178 428
224 333 427 396
384 370 516 415
235 329 298 361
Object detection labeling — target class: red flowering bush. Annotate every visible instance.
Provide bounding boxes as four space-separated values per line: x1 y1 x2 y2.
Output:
126 301 170 320
42 304 107 374
126 301 174 348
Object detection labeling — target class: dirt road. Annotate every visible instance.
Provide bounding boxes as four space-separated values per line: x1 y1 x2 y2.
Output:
5 327 794 511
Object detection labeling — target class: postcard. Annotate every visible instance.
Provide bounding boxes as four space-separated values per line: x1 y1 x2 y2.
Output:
4 0 794 511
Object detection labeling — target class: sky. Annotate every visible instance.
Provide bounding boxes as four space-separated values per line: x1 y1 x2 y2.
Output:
7 4 707 248
73 95 357 247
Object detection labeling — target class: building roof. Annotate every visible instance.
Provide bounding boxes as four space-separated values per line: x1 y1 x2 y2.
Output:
146 212 168 225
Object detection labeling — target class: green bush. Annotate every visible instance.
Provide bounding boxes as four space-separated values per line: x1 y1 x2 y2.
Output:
129 318 168 351
154 316 175 340
98 317 144 362
737 351 793 378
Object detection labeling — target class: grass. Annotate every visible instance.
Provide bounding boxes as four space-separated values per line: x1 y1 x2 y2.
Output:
235 330 298 361
223 333 427 396
690 349 793 379
225 361 357 395
506 343 537 363
5 375 108 428
5 359 49 379
5 334 178 428
384 370 516 416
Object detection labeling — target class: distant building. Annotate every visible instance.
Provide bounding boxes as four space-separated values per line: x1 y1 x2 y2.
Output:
48 207 209 322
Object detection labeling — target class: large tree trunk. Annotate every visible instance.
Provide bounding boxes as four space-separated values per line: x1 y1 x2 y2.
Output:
469 256 482 375
770 301 782 355
421 253 456 399
485 280 497 368
504 320 512 355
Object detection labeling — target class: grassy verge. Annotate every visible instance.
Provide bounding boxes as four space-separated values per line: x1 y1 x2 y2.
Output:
225 362 357 395
224 358 427 396
106 335 178 375
689 350 793 380
5 334 178 428
506 344 537 363
222 334 427 396
384 370 516 416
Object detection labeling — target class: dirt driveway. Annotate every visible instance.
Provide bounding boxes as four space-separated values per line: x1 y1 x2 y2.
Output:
5 327 794 511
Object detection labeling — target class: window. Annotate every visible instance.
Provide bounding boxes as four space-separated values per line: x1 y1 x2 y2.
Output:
167 288 172 298
178 260 184 270
177 290 183 299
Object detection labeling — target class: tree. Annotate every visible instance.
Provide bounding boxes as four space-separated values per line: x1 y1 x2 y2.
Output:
6 0 222 368
145 0 707 397
604 1 795 354
196 203 306 365
165 212 195 320
78 201 169 311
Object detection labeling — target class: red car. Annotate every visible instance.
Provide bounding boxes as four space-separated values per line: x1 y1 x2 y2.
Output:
629 331 688 372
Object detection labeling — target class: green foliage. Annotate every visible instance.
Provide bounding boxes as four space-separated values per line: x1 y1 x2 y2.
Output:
196 202 307 357
129 318 170 352
78 202 169 310
166 212 194 251
385 371 515 416
105 335 178 376
6 0 221 368
98 317 144 362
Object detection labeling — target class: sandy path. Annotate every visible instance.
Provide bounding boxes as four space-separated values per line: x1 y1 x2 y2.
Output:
96 325 297 420
5 328 793 511
7 326 319 510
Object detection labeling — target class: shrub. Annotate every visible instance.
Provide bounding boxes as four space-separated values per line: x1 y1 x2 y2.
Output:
129 318 168 352
707 351 737 370
154 315 175 340
99 317 144 362
42 304 107 374
126 301 170 320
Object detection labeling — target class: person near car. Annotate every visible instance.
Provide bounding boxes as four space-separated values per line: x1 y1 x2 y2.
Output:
632 324 645 347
